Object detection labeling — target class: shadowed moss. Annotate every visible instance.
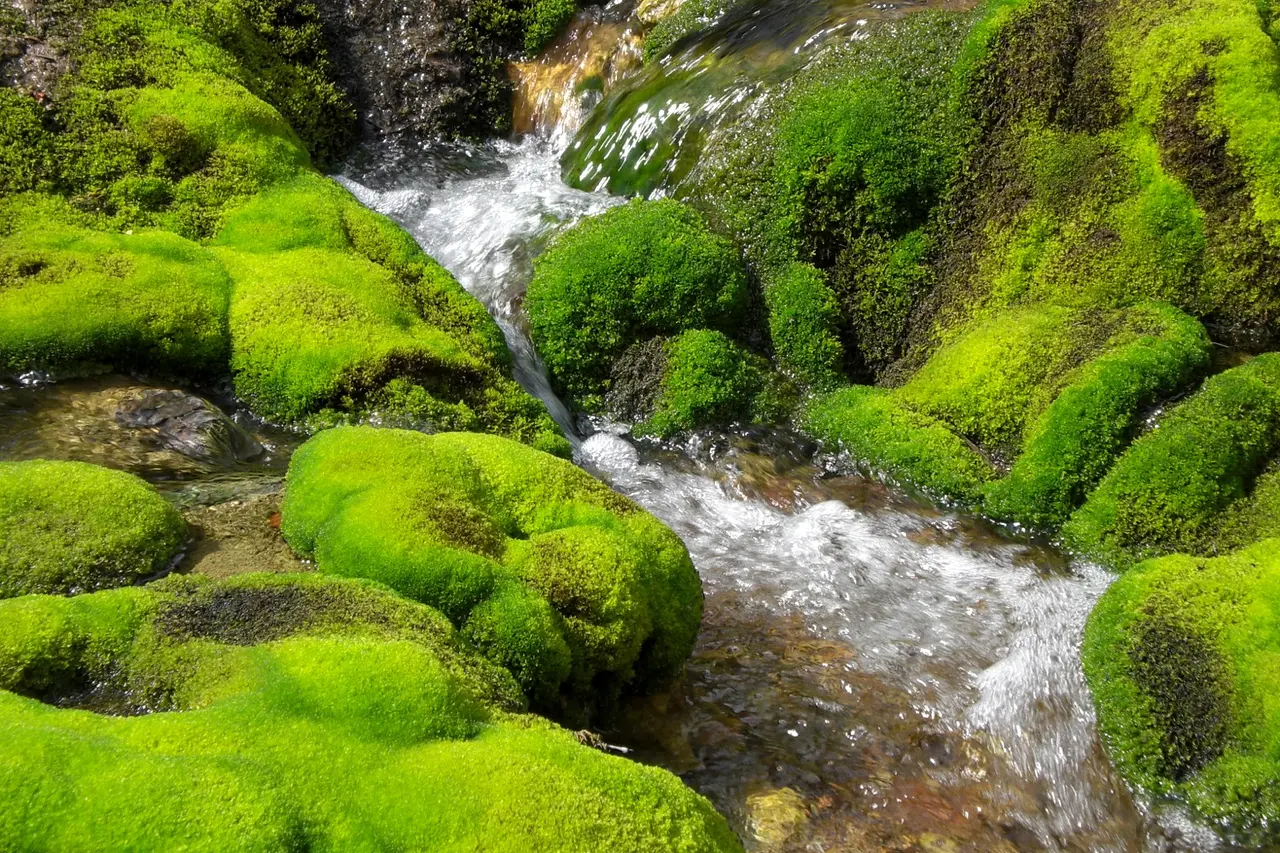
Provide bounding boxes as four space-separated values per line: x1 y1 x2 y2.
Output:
280 427 703 709
0 572 740 851
804 385 995 505
1083 540 1280 839
765 263 844 392
1064 353 1280 568
0 460 185 598
527 199 748 410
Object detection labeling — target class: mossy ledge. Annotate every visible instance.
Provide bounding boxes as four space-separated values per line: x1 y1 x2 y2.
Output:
0 459 186 599
0 572 741 851
280 426 705 712
0 0 566 453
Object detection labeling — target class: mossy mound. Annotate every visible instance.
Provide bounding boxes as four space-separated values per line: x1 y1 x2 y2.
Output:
0 572 741 852
1083 540 1280 840
0 460 185 598
804 386 995 505
1064 353 1280 567
527 198 749 411
280 427 704 709
0 0 567 451
765 263 845 393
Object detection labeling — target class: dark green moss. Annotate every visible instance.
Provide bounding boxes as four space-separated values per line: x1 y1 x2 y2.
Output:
281 427 704 709
523 0 577 55
1083 541 1280 838
765 263 844 392
0 572 740 851
642 0 742 63
640 329 769 437
1064 353 1280 568
527 199 748 409
0 460 186 598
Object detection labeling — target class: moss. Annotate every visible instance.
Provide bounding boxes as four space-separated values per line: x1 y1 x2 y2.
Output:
1083 540 1280 839
1217 467 1280 551
0 90 55 195
984 303 1211 528
523 0 577 55
804 385 995 505
280 427 704 709
640 330 768 437
1064 353 1280 568
765 262 844 392
0 573 740 851
642 0 741 63
0 460 186 598
527 199 748 409
0 197 232 378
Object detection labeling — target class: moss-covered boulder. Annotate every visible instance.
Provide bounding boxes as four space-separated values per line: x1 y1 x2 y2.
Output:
0 572 740 851
281 426 704 708
0 460 185 598
638 330 778 437
1083 540 1280 839
0 0 567 453
1065 353 1280 568
527 198 749 411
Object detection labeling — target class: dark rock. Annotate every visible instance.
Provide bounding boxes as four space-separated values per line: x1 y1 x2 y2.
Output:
604 336 668 421
115 390 263 466
313 0 519 142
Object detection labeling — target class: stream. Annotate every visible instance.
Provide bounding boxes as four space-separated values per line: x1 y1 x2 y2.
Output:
0 0 1252 850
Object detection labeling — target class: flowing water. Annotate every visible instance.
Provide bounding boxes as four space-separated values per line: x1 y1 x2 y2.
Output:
0 1 1255 850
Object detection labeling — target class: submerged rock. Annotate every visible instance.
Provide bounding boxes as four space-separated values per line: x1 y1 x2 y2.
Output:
0 572 742 850
115 389 263 466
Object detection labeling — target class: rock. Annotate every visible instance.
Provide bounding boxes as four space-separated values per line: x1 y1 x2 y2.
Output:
746 786 809 847
115 390 263 467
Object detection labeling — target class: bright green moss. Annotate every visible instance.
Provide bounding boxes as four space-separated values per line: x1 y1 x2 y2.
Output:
0 198 231 377
0 573 740 851
0 460 185 598
765 263 844 392
640 330 767 437
804 386 995 505
1064 354 1280 568
281 427 704 708
523 0 577 55
526 199 748 409
1217 468 1280 551
0 90 54 195
984 303 1211 528
1083 540 1280 839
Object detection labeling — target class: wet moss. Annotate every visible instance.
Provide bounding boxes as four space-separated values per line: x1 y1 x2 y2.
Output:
0 572 740 851
0 460 186 598
765 263 844 393
280 427 704 710
527 199 748 410
1064 354 1280 567
1083 540 1280 838
640 329 771 437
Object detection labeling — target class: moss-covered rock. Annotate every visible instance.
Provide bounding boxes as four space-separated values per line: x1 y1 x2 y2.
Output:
1064 353 1280 567
0 0 567 453
527 198 748 410
0 460 185 598
1083 540 1280 840
640 330 774 437
804 385 995 505
0 572 741 851
280 427 704 709
765 263 844 392
984 302 1211 528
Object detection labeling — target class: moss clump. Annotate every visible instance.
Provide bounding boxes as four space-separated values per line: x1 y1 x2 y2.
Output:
0 197 231 378
984 303 1210 528
527 199 748 410
523 0 578 55
280 427 704 709
640 330 769 437
1065 354 1280 568
765 263 844 392
1083 540 1280 839
804 386 995 505
642 0 742 63
0 460 185 598
0 572 740 851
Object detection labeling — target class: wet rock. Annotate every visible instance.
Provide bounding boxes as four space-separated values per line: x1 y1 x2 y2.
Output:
746 787 809 847
115 390 262 467
1 1 73 97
